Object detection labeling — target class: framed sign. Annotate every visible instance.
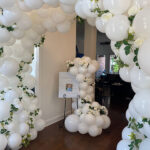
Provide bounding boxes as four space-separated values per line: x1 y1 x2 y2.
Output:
59 72 79 98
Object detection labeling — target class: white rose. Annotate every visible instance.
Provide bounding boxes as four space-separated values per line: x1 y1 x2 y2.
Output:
134 38 144 48
101 12 113 23
128 6 140 16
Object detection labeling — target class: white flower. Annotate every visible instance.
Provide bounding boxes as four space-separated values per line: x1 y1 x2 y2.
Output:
101 12 113 23
134 38 144 48
129 27 135 34
128 5 140 16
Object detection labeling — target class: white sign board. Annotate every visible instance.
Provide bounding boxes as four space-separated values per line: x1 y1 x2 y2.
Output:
59 72 79 98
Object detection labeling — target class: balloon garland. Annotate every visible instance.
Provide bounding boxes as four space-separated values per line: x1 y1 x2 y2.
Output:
65 57 111 137
0 0 150 149
75 0 150 149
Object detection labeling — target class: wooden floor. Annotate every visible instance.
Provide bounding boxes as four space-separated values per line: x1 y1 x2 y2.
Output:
22 104 128 150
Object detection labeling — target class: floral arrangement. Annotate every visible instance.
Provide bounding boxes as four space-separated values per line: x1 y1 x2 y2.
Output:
65 56 111 137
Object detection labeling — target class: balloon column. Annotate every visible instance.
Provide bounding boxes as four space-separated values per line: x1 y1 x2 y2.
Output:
65 57 111 137
74 0 150 149
0 0 76 150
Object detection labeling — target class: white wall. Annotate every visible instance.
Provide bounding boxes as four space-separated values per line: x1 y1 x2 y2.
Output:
38 23 76 126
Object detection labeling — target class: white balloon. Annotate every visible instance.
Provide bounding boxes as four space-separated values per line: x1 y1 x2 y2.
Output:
84 114 96 125
17 0 32 11
19 123 29 136
143 123 150 138
119 45 134 65
88 125 99 137
0 75 9 90
43 0 59 7
133 7 150 39
19 111 28 122
57 21 71 33
119 67 131 82
21 38 34 49
17 14 32 31
65 114 79 132
35 119 45 131
0 28 11 43
117 140 131 150
138 39 150 75
103 0 131 15
69 66 78 75
0 57 19 77
101 115 111 129
88 64 97 74
76 74 85 82
130 66 150 89
139 0 150 8
60 4 75 14
29 129 38 140
96 116 105 127
8 133 22 149
12 29 25 39
0 134 7 150
0 101 10 121
133 89 150 118
131 83 141 93
52 8 66 24
0 9 22 26
79 82 88 90
60 0 77 5
79 90 86 98
125 109 131 121
139 139 150 150
32 24 46 35
122 126 133 140
4 89 19 103
24 0 43 9
43 18 57 32
96 17 107 33
78 123 88 134
75 1 87 19
78 66 87 74
0 0 15 8
105 15 130 41
87 86 94 94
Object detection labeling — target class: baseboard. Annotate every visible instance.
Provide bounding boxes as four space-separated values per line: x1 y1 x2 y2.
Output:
45 111 72 127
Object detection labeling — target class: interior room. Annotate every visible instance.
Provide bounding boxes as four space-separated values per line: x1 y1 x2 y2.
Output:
0 0 150 150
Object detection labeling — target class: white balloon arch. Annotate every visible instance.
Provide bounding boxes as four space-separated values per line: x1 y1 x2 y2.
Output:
0 0 149 149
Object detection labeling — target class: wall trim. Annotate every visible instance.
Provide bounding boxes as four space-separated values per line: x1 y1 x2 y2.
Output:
45 111 71 127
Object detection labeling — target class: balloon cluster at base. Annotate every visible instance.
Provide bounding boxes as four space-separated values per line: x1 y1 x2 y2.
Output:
65 57 111 137
75 0 150 149
0 0 77 150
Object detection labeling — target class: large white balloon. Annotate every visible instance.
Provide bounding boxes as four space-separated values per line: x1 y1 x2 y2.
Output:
0 134 7 150
19 123 29 136
0 75 9 90
101 115 111 129
0 57 19 77
103 0 131 15
8 133 22 149
130 66 150 89
139 139 150 150
105 15 130 41
133 7 150 39
88 125 99 137
0 28 11 43
122 126 133 140
65 114 79 132
84 114 96 125
117 140 131 150
133 89 150 118
78 123 88 134
138 39 150 75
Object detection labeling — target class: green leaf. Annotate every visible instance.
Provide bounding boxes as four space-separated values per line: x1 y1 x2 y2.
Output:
125 45 131 55
115 41 123 49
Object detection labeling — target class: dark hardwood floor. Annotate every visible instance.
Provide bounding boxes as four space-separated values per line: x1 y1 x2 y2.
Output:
22 104 128 150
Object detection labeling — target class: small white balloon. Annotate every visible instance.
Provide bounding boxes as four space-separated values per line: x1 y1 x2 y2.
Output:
117 140 131 150
122 126 133 140
0 28 11 43
119 67 131 82
24 0 43 9
8 133 22 149
84 114 96 125
78 123 88 134
0 75 9 90
43 0 59 7
139 139 150 150
57 21 71 33
65 114 79 132
35 119 46 131
0 134 7 150
88 125 99 137
19 123 29 136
